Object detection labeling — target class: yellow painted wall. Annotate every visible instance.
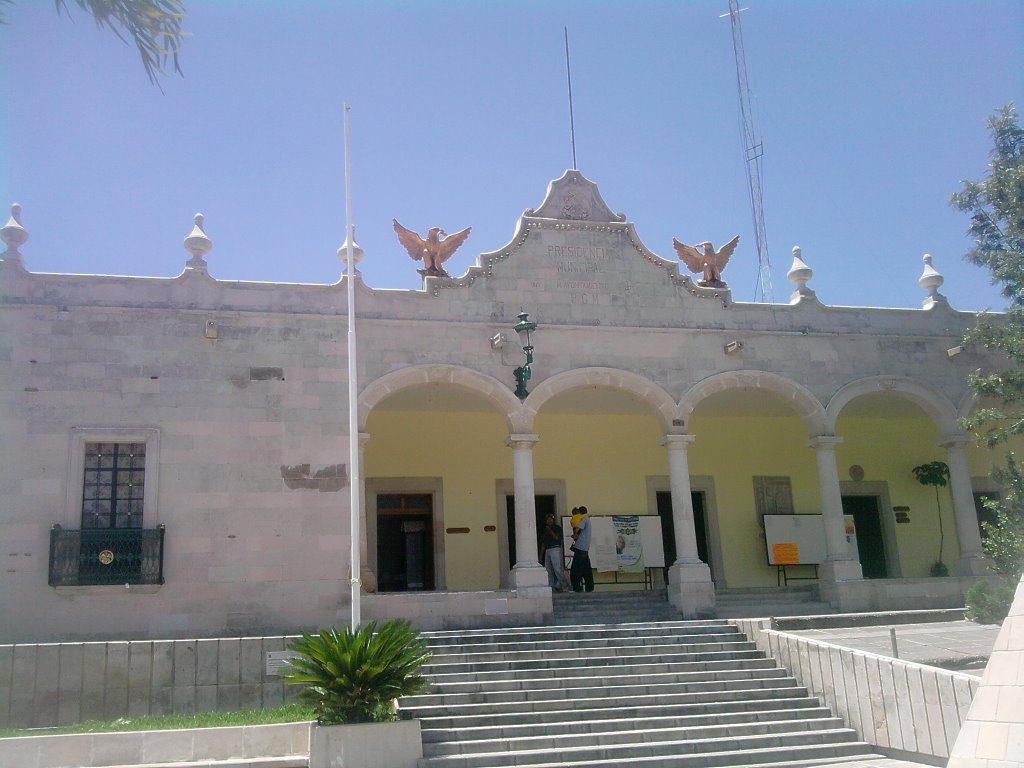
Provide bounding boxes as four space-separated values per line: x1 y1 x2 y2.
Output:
835 414 949 577
686 414 819 588
364 409 509 590
532 412 665 513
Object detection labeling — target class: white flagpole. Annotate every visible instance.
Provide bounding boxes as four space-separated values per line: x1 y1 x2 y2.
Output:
344 103 361 631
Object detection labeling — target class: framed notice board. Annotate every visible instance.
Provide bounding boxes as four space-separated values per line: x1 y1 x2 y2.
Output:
762 514 826 565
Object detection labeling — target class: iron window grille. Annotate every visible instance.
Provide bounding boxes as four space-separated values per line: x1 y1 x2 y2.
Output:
49 525 165 586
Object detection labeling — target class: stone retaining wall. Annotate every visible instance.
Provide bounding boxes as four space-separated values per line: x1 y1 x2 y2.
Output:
0 636 300 729
0 721 309 768
734 618 979 762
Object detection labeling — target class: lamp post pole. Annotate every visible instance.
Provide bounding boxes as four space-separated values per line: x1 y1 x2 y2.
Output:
344 104 361 631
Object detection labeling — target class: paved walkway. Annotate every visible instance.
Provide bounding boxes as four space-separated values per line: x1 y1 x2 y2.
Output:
784 619 1001 675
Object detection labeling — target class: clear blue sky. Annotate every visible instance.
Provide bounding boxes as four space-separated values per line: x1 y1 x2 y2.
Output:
1 0 1021 310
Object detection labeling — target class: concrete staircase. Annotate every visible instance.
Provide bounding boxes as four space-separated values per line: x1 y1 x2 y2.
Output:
714 586 834 619
552 585 834 623
405 620 884 768
552 588 681 624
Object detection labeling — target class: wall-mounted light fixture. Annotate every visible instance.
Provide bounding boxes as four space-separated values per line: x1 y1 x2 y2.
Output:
512 310 537 401
724 340 743 355
490 332 506 350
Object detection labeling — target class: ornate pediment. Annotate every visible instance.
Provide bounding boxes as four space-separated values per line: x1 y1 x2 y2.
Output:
526 170 625 223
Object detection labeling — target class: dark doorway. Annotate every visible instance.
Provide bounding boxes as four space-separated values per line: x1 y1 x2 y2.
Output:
974 491 1001 542
506 495 556 567
377 493 435 591
656 491 709 580
841 495 887 578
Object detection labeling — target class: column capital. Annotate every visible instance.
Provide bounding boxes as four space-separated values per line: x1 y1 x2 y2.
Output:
807 435 844 450
506 433 540 448
938 433 972 449
659 434 696 449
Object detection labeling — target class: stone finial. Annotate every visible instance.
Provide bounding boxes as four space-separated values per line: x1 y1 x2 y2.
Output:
787 246 815 303
918 253 946 309
338 229 364 274
1 203 28 263
183 213 212 270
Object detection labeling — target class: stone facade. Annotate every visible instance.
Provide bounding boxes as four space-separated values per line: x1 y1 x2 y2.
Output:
0 171 1007 642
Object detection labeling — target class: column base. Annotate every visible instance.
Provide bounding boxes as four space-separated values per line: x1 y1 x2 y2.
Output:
510 564 549 591
360 567 378 594
954 555 992 578
667 562 715 619
819 559 863 582
817 559 869 612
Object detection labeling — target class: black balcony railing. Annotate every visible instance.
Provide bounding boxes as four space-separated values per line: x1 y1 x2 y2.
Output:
49 525 166 587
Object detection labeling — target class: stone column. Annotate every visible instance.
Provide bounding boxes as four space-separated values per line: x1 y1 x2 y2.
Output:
357 433 377 593
807 436 863 583
507 434 548 589
940 435 989 577
660 435 714 618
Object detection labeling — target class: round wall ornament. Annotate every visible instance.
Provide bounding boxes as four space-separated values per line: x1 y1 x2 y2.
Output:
98 549 115 566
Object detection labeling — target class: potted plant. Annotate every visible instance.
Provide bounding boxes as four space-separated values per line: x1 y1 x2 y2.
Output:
912 461 952 576
281 619 432 768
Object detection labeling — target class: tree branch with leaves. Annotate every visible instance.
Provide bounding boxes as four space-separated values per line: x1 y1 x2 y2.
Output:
1 0 186 87
954 104 1024 622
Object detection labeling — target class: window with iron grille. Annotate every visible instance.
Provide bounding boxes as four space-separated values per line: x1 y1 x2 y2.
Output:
82 442 146 529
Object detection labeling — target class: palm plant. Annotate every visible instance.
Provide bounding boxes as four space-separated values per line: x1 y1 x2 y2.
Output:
280 620 431 725
912 461 951 576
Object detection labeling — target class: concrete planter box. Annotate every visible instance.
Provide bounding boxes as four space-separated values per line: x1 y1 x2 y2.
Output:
0 721 310 768
309 719 422 768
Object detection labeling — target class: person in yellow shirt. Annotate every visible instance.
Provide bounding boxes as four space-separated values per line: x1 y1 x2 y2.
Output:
569 505 594 592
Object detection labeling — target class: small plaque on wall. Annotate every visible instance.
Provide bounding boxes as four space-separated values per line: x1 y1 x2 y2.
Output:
265 650 299 676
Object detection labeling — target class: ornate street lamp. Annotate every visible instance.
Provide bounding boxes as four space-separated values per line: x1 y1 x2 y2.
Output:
512 310 537 401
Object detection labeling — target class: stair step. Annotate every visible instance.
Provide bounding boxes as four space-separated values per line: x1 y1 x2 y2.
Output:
417 728 865 767
419 667 790 697
402 684 814 718
426 638 757 664
422 716 847 757
413 693 824 730
426 655 776 684
423 620 734 645
423 651 770 675
420 704 836 743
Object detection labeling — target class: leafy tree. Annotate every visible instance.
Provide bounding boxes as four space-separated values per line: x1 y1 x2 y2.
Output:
954 104 1024 446
0 1 186 87
281 620 431 725
912 461 951 575
953 104 1024 622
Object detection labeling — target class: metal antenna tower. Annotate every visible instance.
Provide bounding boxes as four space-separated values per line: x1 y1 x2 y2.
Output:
724 1 773 302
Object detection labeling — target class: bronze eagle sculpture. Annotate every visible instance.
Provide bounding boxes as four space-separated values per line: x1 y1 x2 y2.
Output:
672 235 740 288
393 219 472 278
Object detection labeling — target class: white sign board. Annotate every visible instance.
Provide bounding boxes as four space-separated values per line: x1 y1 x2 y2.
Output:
562 515 665 572
763 514 826 565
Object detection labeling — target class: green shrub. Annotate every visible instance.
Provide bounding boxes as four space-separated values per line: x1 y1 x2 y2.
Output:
964 579 1017 624
280 620 431 725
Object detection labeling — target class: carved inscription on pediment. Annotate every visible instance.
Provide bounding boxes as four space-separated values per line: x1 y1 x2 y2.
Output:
549 244 613 304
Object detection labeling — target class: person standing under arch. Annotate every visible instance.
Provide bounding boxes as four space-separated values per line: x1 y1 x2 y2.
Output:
570 506 594 593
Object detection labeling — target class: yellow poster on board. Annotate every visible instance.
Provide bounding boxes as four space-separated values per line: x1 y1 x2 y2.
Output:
772 542 800 565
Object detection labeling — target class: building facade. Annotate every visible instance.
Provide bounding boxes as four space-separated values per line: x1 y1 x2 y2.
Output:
0 171 1008 643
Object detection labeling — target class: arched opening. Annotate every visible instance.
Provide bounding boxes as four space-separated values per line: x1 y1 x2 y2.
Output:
829 378 962 579
363 376 512 592
685 381 824 589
